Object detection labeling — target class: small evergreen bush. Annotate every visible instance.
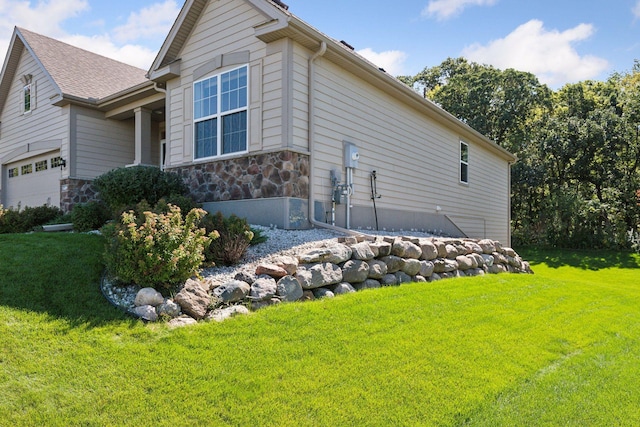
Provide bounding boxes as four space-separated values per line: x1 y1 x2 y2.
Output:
103 204 216 290
93 166 187 213
0 204 63 233
201 212 254 266
71 201 112 232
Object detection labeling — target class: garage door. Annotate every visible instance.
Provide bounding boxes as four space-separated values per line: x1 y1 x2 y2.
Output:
4 152 61 210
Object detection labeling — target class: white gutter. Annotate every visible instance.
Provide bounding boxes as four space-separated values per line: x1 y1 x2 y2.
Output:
306 42 362 236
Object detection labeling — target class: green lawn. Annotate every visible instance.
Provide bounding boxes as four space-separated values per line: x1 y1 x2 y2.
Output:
1 234 639 426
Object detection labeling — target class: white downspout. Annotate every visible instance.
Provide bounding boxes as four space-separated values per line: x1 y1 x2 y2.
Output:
307 42 361 236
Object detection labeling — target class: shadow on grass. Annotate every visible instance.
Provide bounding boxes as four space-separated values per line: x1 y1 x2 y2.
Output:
517 246 640 270
0 233 135 328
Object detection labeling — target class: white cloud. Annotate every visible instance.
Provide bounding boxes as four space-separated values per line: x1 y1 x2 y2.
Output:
357 48 408 76
461 19 610 87
634 1 640 19
422 0 497 21
0 1 180 71
113 0 180 44
60 34 158 70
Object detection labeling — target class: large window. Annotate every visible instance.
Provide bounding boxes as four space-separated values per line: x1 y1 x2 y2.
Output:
460 141 469 184
194 65 248 159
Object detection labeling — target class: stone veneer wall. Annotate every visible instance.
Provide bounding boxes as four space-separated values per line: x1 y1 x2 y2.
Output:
169 150 309 204
60 178 98 212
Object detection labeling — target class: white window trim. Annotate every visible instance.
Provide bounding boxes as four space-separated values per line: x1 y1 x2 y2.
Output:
193 64 249 161
460 141 469 184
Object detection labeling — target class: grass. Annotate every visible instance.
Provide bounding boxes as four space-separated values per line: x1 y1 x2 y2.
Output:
1 235 639 426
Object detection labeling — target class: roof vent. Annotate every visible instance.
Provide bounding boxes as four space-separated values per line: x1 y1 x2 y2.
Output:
272 0 289 10
340 40 355 50
379 68 386 73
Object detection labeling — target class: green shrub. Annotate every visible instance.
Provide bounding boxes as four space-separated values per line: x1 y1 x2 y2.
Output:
71 201 112 232
103 204 216 290
201 212 254 266
249 227 268 246
93 166 187 213
0 204 63 234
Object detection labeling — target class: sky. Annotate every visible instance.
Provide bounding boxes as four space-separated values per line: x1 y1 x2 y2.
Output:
1 0 640 89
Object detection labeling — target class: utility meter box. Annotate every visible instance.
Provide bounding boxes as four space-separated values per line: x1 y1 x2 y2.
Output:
343 141 359 169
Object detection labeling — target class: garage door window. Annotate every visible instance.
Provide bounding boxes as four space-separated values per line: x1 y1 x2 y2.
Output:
51 156 63 168
8 167 18 178
35 160 47 172
21 164 32 175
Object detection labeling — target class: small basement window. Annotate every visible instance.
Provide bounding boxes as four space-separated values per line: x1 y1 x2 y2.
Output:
460 141 469 184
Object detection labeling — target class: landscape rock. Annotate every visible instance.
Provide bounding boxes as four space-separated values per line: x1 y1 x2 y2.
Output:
481 254 494 267
132 305 158 322
174 279 211 320
233 271 256 285
456 255 474 271
395 271 412 284
168 315 198 329
401 258 422 276
313 288 335 299
391 240 422 259
300 290 315 301
381 274 398 286
296 262 343 289
255 264 288 279
342 260 370 283
134 288 164 307
445 244 459 259
276 275 304 302
368 259 388 279
250 276 278 301
353 279 381 291
370 241 392 257
465 241 483 254
419 260 435 277
275 256 299 275
251 298 281 310
208 305 250 320
479 239 496 254
381 255 405 273
420 241 438 260
325 244 353 264
298 248 332 264
213 280 251 303
157 299 181 318
434 241 447 258
350 242 376 261
332 283 356 295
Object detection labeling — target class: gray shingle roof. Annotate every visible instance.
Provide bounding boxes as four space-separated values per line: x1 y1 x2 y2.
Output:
18 27 148 101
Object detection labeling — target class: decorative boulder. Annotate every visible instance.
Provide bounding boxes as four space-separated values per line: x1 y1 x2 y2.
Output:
213 280 251 303
174 279 211 320
481 254 494 267
313 288 335 299
380 255 405 273
251 298 281 311
342 260 370 283
419 261 434 278
157 299 181 318
298 248 333 264
276 256 299 275
234 271 257 285
255 264 288 279
370 241 392 257
445 244 459 259
332 283 356 295
295 263 343 290
350 242 376 261
391 240 422 259
326 244 353 264
132 305 158 322
134 288 164 307
354 279 381 291
250 276 278 301
168 315 198 329
478 239 496 254
456 255 474 271
368 259 388 279
381 274 398 286
208 305 250 321
276 276 304 302
401 259 422 276
420 241 438 260
395 271 412 284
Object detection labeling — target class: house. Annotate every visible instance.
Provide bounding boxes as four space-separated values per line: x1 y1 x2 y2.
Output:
0 0 516 244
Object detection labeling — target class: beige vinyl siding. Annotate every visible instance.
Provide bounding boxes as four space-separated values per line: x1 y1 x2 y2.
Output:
262 48 284 149
167 0 269 165
309 56 511 242
291 44 309 151
73 107 136 179
0 46 68 198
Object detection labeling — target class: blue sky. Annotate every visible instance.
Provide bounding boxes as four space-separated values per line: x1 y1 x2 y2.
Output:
1 0 640 88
